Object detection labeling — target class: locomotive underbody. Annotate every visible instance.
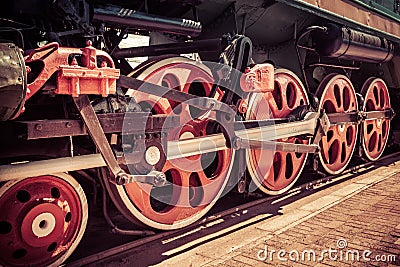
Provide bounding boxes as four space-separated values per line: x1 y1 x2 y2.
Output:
0 0 398 266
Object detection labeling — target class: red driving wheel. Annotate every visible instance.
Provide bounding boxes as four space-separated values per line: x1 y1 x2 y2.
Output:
316 74 358 174
0 173 87 267
108 57 234 230
360 78 391 161
247 69 310 195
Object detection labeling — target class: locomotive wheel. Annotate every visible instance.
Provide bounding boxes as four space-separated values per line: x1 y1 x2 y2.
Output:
246 69 310 195
360 78 391 161
316 74 358 174
0 173 88 267
110 57 234 230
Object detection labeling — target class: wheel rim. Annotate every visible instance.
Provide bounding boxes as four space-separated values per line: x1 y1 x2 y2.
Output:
361 78 391 161
112 57 234 230
0 173 87 267
247 69 309 195
316 74 358 174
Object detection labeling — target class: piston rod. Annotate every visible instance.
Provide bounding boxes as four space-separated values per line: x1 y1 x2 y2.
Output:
0 112 325 181
93 5 202 37
0 154 107 182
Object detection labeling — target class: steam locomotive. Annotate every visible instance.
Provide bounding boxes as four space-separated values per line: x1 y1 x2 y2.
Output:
0 0 397 266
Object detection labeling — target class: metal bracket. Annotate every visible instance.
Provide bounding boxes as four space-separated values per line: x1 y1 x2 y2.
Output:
312 112 330 145
115 170 167 186
24 42 118 100
73 95 166 186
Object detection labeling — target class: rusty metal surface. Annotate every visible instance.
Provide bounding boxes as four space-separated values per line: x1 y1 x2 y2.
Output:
73 94 126 181
0 43 26 121
12 113 178 140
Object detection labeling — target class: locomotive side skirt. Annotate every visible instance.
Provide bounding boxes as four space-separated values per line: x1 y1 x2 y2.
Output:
279 0 400 41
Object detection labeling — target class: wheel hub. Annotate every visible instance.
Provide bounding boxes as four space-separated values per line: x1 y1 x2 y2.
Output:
21 204 64 247
32 212 56 238
145 146 162 165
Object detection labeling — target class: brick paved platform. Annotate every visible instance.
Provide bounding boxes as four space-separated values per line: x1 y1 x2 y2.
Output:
93 156 400 267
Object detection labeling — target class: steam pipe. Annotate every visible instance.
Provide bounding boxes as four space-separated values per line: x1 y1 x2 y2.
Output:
93 5 202 37
312 24 394 63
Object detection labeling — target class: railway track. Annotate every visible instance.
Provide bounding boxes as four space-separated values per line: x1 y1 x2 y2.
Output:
65 151 400 266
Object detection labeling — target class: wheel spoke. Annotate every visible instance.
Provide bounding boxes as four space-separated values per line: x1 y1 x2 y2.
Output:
247 69 309 195
361 78 391 161
263 155 277 187
274 152 288 188
316 74 358 174
106 57 234 229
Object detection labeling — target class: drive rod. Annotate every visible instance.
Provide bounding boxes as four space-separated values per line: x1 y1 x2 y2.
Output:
167 112 319 159
0 112 320 181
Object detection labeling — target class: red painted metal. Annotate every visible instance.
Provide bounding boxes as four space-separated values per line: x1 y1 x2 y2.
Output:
247 69 309 194
0 175 84 267
117 58 233 227
237 99 248 114
317 74 358 174
361 78 391 161
241 63 274 93
24 41 119 99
